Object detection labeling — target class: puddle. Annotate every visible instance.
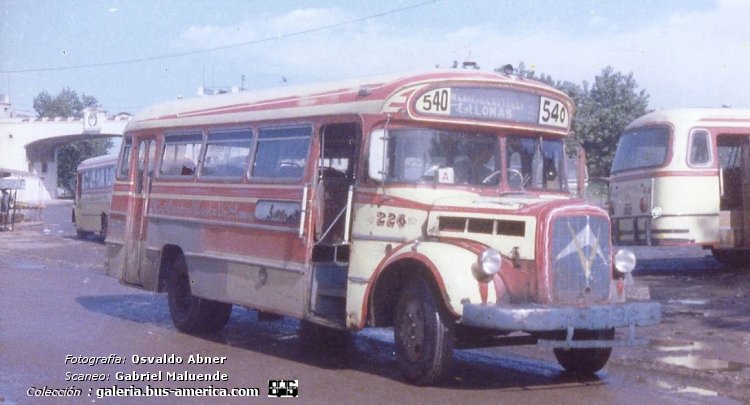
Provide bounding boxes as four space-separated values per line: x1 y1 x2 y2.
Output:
650 339 704 352
655 380 719 397
668 299 708 305
658 354 748 372
677 386 718 397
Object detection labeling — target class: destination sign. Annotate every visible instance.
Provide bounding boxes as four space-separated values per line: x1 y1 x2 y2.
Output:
414 87 569 129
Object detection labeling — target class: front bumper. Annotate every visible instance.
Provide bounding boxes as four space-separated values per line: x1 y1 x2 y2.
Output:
462 301 661 348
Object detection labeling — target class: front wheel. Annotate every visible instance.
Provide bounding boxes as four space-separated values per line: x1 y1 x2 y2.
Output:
553 328 614 375
167 255 232 334
711 249 750 269
99 214 108 240
394 277 455 385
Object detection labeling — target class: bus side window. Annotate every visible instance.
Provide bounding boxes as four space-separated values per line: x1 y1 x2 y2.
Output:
251 126 311 179
160 133 203 177
118 137 132 179
202 129 253 178
689 130 711 166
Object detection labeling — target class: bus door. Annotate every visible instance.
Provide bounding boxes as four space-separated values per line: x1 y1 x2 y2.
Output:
716 134 750 248
743 142 750 248
308 122 359 323
122 137 158 286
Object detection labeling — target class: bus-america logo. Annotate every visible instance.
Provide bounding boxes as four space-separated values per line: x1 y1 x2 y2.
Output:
268 379 298 398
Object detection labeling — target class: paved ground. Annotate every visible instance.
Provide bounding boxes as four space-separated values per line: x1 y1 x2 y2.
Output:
0 201 748 404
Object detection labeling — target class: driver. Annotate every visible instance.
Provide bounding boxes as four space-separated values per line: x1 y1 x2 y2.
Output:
456 143 497 185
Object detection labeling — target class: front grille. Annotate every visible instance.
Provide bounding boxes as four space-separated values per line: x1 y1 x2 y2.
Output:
550 215 611 303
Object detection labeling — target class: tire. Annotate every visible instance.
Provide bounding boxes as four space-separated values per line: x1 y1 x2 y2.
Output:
167 255 232 334
394 277 455 385
553 329 614 375
712 249 750 269
99 214 108 240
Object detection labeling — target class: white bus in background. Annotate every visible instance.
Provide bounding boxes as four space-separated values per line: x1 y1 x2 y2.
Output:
73 154 117 239
609 108 750 265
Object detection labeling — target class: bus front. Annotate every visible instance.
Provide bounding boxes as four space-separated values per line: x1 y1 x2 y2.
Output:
347 74 660 384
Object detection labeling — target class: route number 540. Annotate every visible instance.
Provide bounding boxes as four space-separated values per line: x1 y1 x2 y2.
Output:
416 88 452 115
538 97 568 128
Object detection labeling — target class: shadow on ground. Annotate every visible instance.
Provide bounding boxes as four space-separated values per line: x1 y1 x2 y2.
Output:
76 293 605 390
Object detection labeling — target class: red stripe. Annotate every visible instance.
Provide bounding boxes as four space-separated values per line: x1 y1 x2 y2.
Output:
611 169 717 183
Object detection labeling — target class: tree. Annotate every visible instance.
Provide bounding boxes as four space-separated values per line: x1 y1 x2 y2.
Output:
575 67 649 177
500 63 650 177
33 87 98 118
56 140 112 195
32 88 112 196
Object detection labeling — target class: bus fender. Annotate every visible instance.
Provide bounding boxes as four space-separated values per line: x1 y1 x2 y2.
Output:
361 240 504 329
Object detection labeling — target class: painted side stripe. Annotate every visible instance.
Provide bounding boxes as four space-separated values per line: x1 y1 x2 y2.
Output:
146 213 297 233
611 170 717 183
152 181 302 190
149 193 261 203
183 250 305 274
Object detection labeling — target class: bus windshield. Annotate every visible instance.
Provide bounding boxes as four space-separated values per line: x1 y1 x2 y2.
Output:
386 128 500 186
611 126 670 173
506 136 566 192
384 128 567 191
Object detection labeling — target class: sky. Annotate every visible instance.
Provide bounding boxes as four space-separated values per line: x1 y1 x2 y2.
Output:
1 0 749 117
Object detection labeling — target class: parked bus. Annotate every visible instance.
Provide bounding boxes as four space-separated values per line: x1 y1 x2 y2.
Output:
73 154 117 239
609 109 750 265
106 70 659 384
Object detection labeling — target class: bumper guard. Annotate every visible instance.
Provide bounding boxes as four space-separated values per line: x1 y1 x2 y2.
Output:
462 301 661 349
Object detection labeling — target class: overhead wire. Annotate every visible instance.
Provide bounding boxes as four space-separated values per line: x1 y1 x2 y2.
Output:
0 0 438 74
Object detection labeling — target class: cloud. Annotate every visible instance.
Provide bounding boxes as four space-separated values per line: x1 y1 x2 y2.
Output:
266 8 350 32
174 8 351 50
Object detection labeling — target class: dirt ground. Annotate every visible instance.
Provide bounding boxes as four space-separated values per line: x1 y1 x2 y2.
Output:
617 248 750 403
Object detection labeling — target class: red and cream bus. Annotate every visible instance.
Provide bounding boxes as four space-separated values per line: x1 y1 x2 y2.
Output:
107 70 659 384
609 109 750 265
73 154 117 239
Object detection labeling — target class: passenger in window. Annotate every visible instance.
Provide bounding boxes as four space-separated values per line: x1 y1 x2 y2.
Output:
180 158 196 176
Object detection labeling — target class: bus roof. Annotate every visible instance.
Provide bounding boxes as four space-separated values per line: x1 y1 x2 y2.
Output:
626 108 750 131
126 69 574 133
77 154 118 171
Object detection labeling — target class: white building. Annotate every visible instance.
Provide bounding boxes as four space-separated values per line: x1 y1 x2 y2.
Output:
0 94 130 205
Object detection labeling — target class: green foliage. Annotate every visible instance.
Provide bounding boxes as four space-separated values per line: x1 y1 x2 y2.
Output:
501 63 650 177
56 140 112 194
32 88 111 195
577 67 650 177
33 87 98 118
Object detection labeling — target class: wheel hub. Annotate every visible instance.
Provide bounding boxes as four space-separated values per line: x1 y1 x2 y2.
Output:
400 300 425 362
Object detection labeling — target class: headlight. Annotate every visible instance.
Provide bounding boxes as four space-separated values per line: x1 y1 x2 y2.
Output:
614 249 636 274
651 206 663 219
473 248 502 282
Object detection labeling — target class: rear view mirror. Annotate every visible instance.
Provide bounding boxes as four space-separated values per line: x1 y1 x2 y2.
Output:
368 129 388 182
576 146 588 198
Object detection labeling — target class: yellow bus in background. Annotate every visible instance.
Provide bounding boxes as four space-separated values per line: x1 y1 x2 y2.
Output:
73 154 117 239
